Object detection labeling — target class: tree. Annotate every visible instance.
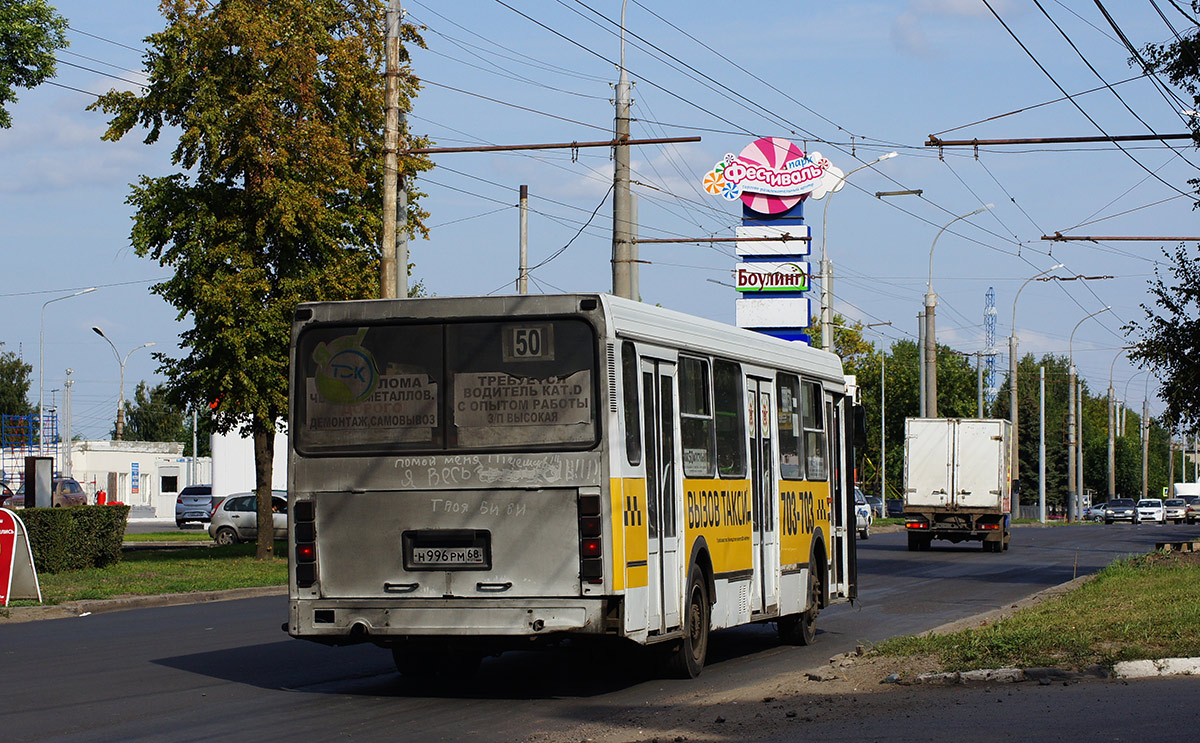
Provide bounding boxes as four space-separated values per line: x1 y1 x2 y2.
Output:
0 342 33 416
120 381 184 442
1124 243 1200 438
92 0 430 559
0 0 68 128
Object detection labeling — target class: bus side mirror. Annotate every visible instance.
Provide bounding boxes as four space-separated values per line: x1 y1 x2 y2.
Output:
853 405 868 448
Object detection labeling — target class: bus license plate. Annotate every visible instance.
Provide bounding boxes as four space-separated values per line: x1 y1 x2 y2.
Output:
411 546 486 567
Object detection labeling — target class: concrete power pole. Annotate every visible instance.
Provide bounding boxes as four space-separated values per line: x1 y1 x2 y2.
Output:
518 185 528 294
611 2 635 300
380 0 404 299
63 370 73 479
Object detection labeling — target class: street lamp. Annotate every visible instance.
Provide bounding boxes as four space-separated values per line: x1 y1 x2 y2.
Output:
39 288 96 455
1009 262 1064 514
819 151 897 350
1107 347 1134 500
924 204 994 417
92 327 155 441
1067 306 1111 521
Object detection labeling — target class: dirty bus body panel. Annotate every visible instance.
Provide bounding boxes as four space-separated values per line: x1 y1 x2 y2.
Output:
903 417 1012 552
287 293 857 677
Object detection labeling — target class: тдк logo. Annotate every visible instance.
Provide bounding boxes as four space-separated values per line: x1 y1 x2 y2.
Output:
312 328 378 404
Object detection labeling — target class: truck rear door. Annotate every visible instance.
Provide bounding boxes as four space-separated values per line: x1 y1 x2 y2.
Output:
953 420 1004 509
905 418 952 508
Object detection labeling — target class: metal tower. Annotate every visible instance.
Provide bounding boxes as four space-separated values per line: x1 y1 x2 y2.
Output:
984 287 998 406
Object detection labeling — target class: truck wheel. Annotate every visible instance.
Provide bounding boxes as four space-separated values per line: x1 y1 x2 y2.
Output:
907 533 921 551
778 559 821 646
667 562 710 678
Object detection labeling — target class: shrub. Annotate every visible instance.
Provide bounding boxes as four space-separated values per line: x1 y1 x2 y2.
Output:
18 505 130 574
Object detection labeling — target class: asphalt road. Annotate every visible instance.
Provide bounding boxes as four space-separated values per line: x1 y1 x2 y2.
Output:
2 522 1197 742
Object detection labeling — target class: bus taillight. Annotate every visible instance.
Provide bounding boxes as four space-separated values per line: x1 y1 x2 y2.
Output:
578 493 603 583
293 500 317 588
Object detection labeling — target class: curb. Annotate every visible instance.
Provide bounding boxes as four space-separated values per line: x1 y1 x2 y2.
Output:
1 585 286 624
1113 658 1200 679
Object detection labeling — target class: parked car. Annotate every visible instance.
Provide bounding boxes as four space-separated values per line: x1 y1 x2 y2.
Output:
1104 498 1138 524
1181 494 1200 524
5 477 88 508
0 483 12 507
208 490 287 546
1136 498 1165 524
1163 498 1189 524
175 484 214 528
1084 502 1107 522
854 487 873 539
886 499 904 518
864 494 885 518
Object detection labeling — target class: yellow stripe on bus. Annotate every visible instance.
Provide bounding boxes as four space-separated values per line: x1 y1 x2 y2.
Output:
610 478 648 590
778 480 831 568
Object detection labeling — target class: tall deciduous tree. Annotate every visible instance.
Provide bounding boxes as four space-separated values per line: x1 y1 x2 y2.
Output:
0 343 34 416
1125 243 1200 437
0 0 67 128
92 0 430 558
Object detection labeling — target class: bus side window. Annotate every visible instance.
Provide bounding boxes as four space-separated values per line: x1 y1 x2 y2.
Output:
802 380 828 481
777 373 802 479
622 341 641 466
678 356 714 478
713 360 745 478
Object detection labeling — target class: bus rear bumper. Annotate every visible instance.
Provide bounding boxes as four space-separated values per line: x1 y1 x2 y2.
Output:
287 598 607 642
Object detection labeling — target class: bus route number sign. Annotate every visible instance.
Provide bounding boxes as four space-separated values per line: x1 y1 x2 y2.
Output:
503 324 555 362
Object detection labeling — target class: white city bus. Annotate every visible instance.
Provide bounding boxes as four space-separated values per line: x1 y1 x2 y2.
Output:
286 293 859 678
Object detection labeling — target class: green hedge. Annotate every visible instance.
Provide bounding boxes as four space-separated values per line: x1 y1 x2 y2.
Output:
18 505 130 574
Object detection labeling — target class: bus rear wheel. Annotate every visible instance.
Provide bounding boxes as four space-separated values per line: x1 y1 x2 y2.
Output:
778 559 821 645
666 563 710 678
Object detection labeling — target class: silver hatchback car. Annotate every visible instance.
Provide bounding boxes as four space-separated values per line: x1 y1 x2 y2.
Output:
208 490 288 546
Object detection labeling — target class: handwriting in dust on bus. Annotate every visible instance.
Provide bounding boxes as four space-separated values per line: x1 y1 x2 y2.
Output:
390 454 600 489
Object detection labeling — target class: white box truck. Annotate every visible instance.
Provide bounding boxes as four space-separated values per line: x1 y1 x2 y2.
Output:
903 418 1012 552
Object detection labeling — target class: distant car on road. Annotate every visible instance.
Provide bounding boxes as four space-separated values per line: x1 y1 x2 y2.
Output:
175 484 214 529
1136 498 1165 524
1163 498 1188 524
864 494 884 518
5 477 88 508
1084 502 1107 522
208 490 287 546
1182 494 1200 524
854 488 873 539
1104 498 1138 524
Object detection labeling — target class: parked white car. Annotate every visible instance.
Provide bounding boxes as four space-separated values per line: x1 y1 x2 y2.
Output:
1136 498 1165 524
208 490 288 545
854 487 873 539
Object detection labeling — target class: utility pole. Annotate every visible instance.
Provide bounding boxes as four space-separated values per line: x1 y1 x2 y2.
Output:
611 2 635 300
380 0 403 299
63 370 73 479
1039 366 1046 523
917 312 926 418
518 185 529 294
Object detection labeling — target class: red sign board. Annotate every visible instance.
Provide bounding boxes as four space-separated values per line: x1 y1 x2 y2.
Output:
0 509 17 605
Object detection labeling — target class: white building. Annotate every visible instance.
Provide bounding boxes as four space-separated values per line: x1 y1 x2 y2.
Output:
69 440 212 518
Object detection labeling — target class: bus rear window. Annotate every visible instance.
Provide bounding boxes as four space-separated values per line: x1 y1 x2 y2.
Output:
295 319 597 454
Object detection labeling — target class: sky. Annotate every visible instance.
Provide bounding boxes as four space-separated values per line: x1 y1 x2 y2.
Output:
2 0 1197 441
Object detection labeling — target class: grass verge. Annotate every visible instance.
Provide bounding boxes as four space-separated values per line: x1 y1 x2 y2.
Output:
874 550 1200 672
12 542 287 606
124 531 214 543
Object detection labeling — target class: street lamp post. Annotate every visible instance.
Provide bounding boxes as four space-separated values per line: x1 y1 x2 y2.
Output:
92 327 155 441
39 288 96 455
819 152 896 350
1067 306 1111 522
1008 263 1063 515
924 204 994 417
1107 347 1133 500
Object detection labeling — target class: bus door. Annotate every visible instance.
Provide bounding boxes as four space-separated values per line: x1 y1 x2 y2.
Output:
828 395 851 599
747 378 779 615
642 359 682 633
